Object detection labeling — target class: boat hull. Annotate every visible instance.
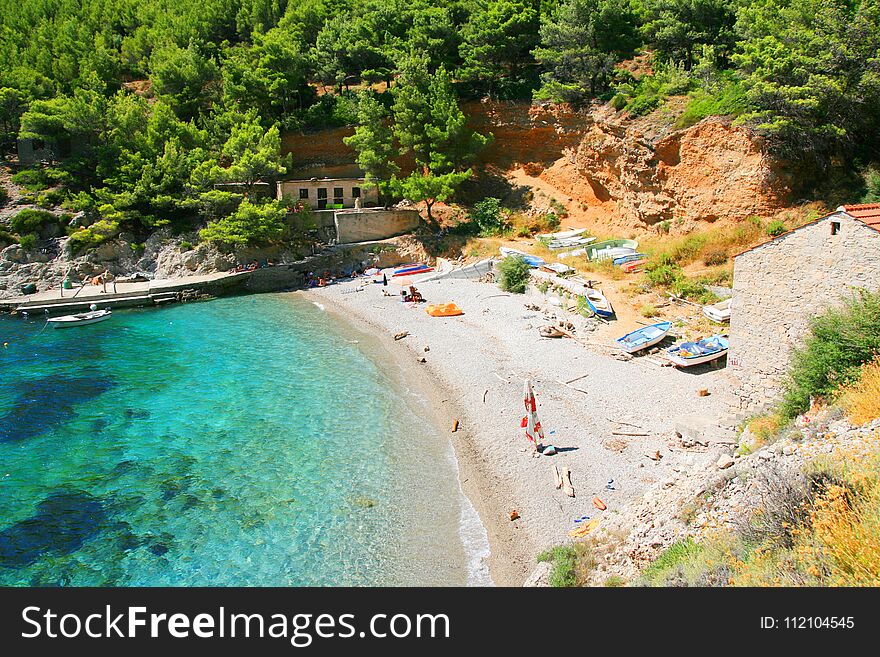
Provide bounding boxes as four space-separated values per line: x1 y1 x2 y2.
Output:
616 321 672 354
666 335 729 367
702 299 732 323
584 291 614 318
48 311 112 328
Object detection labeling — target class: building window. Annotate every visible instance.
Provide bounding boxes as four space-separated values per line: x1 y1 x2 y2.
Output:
352 187 361 198
317 188 327 209
333 187 344 206
299 188 309 200
831 220 840 235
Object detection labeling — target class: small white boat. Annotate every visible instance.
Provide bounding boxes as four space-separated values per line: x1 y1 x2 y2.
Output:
616 321 673 354
540 262 575 276
583 288 614 318
703 298 732 323
587 239 639 261
666 335 728 367
537 228 588 241
47 309 112 328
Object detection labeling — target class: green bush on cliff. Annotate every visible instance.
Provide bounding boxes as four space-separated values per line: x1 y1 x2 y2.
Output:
497 255 531 294
67 219 120 254
10 208 61 235
781 289 880 417
199 200 287 246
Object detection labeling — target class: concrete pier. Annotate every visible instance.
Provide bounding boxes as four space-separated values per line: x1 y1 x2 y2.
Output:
0 240 413 315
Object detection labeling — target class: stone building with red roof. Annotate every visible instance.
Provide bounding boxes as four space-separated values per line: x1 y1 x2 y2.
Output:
728 204 880 410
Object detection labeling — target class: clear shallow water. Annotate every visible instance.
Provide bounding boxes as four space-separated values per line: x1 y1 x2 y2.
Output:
0 294 484 586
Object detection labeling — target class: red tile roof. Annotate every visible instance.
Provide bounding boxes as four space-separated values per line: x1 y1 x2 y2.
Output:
839 203 880 230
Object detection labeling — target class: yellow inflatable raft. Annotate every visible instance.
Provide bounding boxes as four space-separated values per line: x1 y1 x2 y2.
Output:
426 303 463 317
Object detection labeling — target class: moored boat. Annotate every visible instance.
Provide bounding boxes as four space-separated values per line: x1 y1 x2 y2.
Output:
47 309 112 328
666 335 729 367
616 321 673 354
703 298 732 323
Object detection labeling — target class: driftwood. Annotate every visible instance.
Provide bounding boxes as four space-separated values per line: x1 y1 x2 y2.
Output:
482 389 489 403
452 419 460 433
667 293 703 308
393 331 409 341
553 465 563 490
561 467 575 497
564 374 590 385
609 419 642 428
612 430 649 437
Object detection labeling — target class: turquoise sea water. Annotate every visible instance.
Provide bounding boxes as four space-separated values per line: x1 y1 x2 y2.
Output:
0 294 486 586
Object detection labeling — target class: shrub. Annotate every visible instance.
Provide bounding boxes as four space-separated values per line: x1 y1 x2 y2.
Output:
536 280 550 294
536 544 594 587
703 250 728 266
10 209 59 235
36 188 67 208
199 200 288 246
841 358 880 425
179 241 194 252
19 233 37 249
67 219 120 254
640 304 658 318
639 539 705 586
644 255 682 287
11 167 50 192
677 81 750 129
671 276 717 304
781 289 880 417
497 255 531 294
0 228 17 245
861 167 880 203
0 186 8 205
470 197 507 236
766 219 787 237
658 220 671 234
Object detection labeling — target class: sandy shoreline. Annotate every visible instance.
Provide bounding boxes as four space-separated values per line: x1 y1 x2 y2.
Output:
305 275 730 586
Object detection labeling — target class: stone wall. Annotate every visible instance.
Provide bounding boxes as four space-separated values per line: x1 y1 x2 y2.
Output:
728 213 880 410
333 208 421 244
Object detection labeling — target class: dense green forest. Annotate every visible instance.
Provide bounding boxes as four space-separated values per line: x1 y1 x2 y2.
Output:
1 0 879 247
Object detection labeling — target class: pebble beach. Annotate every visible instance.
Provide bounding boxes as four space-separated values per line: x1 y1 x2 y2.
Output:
307 274 732 585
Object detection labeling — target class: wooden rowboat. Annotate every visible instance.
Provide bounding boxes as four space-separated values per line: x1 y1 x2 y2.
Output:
583 288 615 319
666 335 729 367
616 321 672 354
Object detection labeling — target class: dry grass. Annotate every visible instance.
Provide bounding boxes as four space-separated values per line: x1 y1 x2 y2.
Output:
841 358 880 425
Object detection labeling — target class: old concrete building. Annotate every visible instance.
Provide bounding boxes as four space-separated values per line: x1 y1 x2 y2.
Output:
277 177 378 210
728 204 880 410
278 177 419 244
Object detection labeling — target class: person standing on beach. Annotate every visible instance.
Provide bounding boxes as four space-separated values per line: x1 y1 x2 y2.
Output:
382 273 388 286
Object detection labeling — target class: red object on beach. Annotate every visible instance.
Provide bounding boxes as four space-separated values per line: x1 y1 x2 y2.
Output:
621 259 647 273
522 379 545 449
592 497 607 511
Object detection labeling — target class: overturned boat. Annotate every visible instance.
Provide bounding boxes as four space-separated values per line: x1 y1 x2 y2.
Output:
703 298 732 324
